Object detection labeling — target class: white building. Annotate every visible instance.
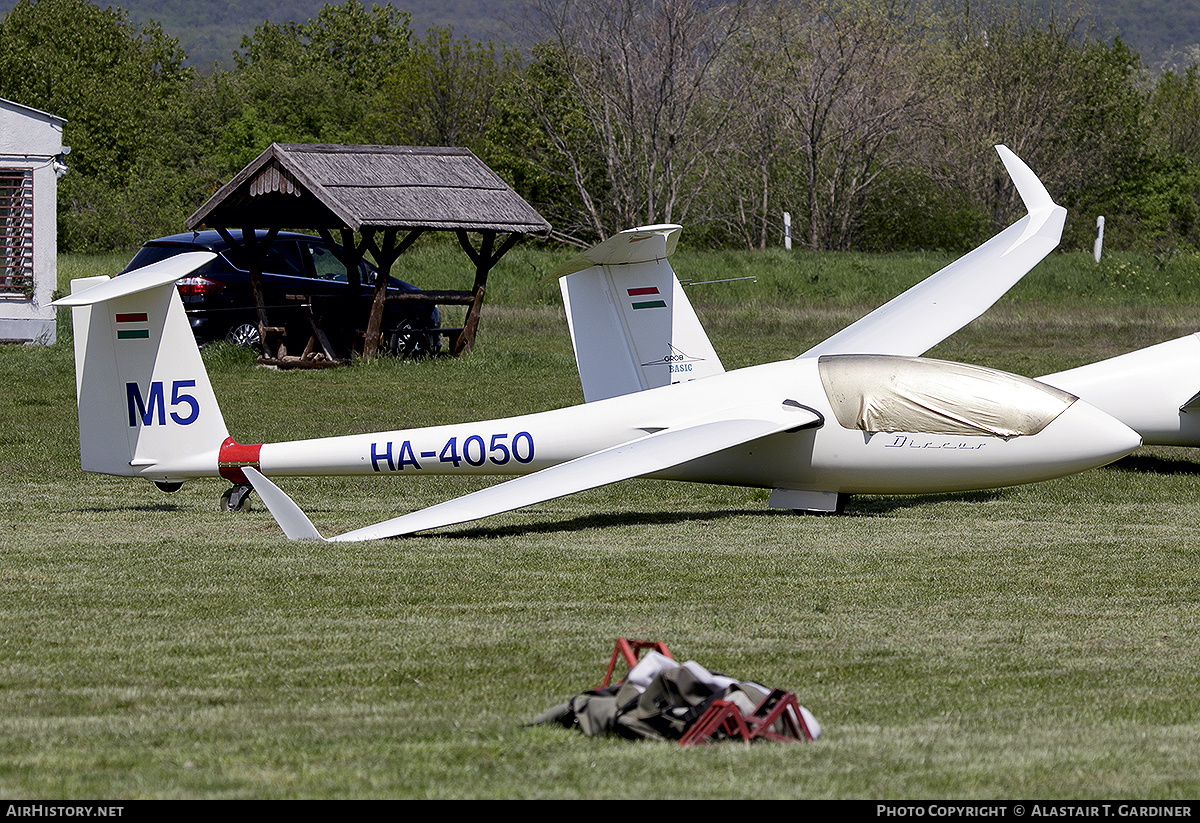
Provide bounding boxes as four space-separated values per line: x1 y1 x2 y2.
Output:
0 97 67 344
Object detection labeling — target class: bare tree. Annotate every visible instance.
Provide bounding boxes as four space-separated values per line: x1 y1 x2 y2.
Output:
924 0 1142 229
754 0 935 251
701 11 801 250
523 0 753 241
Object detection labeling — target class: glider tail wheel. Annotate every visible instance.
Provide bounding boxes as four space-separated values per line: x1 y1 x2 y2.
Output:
220 484 253 512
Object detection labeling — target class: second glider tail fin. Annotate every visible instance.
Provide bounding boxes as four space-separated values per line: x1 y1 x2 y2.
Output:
554 224 725 402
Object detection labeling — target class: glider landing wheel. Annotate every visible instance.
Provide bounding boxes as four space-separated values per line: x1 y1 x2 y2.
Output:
220 484 253 512
154 481 183 493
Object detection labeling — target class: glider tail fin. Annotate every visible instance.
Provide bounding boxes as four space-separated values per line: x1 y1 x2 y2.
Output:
553 224 724 402
52 252 230 482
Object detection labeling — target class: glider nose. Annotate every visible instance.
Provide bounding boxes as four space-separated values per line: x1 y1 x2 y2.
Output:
1059 398 1143 471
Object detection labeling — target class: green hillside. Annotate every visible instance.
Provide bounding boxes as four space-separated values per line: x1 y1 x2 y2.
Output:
1089 0 1200 58
0 1 1195 69
0 0 521 69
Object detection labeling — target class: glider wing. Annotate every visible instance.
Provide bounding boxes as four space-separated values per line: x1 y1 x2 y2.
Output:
800 145 1066 359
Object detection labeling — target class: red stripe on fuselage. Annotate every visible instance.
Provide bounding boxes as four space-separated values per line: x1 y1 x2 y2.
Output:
218 437 263 483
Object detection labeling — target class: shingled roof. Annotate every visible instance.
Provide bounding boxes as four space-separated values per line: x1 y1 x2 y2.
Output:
186 143 550 235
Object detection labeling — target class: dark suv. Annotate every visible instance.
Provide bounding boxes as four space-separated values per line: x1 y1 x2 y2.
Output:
120 230 441 356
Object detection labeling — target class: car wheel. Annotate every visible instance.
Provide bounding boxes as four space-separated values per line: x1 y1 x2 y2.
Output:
226 322 261 348
388 321 440 358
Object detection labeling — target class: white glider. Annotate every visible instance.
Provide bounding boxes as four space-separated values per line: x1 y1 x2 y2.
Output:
54 146 1140 540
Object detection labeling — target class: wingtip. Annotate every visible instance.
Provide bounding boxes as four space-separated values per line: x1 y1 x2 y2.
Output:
995 144 1055 214
241 467 326 541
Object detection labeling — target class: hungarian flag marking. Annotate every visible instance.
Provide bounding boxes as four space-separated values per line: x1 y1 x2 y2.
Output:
628 287 666 310
115 312 150 340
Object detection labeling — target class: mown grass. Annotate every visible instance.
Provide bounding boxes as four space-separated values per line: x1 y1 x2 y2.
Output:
0 245 1198 798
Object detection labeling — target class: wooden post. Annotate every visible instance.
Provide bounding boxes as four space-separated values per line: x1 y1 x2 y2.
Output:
453 229 519 356
361 228 423 358
315 226 365 290
218 226 279 357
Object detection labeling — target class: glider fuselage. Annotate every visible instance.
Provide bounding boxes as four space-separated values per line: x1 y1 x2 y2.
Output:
238 356 1139 496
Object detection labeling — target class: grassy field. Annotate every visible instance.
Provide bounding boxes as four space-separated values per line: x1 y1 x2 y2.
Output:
1 245 1199 799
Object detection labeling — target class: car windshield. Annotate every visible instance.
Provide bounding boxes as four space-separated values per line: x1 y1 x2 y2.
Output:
225 242 305 277
217 237 376 283
304 242 350 281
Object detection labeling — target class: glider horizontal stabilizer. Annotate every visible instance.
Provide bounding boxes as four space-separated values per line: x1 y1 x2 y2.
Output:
800 145 1066 359
245 401 823 541
52 252 217 306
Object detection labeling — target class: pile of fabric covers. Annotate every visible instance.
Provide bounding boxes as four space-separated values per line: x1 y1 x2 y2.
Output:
533 651 820 743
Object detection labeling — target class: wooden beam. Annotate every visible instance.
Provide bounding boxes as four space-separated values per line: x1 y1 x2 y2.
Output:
218 227 279 357
316 226 365 290
385 290 474 304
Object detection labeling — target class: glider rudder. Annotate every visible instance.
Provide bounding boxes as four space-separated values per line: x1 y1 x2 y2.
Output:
52 252 231 484
556 224 725 402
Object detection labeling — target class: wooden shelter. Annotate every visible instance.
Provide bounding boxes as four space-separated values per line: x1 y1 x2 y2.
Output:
186 143 550 364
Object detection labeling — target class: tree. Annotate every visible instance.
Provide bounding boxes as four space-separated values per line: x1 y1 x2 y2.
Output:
1084 65 1200 251
1090 150 1200 251
368 26 520 153
234 1 412 95
1146 65 1200 168
0 0 195 250
747 0 938 251
925 0 1145 242
698 11 803 251
225 1 413 152
522 0 753 242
